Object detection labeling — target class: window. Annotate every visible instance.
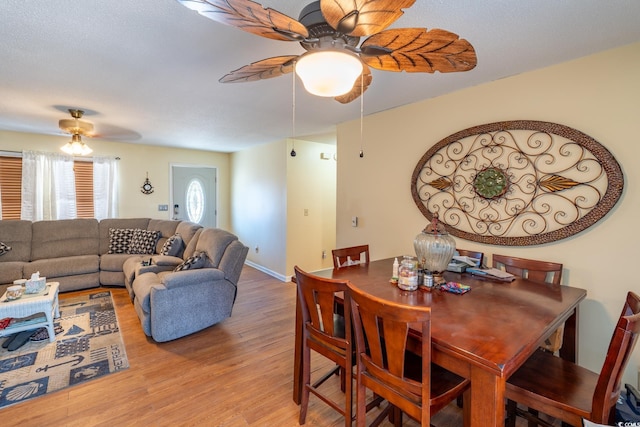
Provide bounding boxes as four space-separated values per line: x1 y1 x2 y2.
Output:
0 155 95 220
186 178 205 223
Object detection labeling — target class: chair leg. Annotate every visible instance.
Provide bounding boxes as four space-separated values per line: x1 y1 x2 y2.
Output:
505 399 517 427
527 408 539 427
299 343 311 425
462 388 471 427
345 365 352 427
392 405 402 427
355 379 368 427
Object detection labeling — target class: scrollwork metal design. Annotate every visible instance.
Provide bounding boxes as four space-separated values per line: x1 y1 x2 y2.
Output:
411 121 624 245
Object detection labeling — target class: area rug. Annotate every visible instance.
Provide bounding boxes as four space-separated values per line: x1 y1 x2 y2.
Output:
0 290 129 408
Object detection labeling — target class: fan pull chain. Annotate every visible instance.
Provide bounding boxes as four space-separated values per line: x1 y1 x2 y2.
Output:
290 69 297 157
359 75 364 158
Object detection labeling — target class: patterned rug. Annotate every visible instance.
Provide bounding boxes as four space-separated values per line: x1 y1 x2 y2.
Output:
0 290 129 408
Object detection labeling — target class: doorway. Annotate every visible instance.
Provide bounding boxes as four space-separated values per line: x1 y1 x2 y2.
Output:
170 165 217 228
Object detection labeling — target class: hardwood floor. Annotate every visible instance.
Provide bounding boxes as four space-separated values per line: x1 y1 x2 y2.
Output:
0 266 538 426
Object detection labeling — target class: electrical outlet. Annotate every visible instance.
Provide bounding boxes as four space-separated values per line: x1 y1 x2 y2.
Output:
158 204 169 211
322 250 326 259
304 209 309 216
255 246 259 253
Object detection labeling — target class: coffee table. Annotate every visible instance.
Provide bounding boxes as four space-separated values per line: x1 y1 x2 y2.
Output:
0 282 60 343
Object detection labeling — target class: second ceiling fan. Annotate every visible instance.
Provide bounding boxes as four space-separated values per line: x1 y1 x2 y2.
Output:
177 0 477 103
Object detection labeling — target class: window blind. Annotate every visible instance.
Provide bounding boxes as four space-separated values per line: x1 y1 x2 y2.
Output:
0 156 22 219
74 160 94 218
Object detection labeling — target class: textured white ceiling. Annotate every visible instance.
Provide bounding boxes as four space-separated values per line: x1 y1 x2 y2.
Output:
1 0 639 152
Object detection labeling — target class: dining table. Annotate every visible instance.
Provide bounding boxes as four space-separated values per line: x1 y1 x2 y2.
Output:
292 257 587 427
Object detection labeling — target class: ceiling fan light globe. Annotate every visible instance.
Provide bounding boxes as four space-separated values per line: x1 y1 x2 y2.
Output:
61 134 92 156
295 50 363 97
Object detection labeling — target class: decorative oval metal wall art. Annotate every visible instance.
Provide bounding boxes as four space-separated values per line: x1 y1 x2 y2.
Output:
411 120 624 245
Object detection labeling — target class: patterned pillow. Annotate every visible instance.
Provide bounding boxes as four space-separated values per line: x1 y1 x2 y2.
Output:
173 251 207 272
160 233 183 257
108 228 135 254
128 229 160 254
0 241 11 256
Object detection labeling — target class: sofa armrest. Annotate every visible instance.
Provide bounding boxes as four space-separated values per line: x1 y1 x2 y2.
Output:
160 268 226 289
151 255 183 267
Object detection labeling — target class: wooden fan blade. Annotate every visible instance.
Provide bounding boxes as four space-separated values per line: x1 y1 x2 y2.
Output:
334 64 372 104
176 0 308 41
219 55 298 83
320 0 415 37
360 28 477 73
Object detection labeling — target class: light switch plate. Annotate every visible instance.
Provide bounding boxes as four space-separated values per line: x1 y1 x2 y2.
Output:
351 216 358 227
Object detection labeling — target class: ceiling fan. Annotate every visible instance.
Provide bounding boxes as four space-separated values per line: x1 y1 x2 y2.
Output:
176 0 477 103
58 109 94 155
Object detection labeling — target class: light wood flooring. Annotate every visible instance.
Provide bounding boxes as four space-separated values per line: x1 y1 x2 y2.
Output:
0 266 539 427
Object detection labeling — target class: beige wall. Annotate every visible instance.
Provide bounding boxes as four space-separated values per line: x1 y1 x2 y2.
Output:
336 42 640 386
231 140 288 278
230 138 336 279
286 139 336 275
0 131 231 228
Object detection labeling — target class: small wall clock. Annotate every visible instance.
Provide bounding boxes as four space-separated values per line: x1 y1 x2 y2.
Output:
141 173 154 195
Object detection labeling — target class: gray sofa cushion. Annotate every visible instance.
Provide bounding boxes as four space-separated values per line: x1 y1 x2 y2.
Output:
25 255 99 278
175 221 202 251
148 219 180 253
100 253 137 272
195 228 237 268
31 219 99 260
0 220 32 262
0 261 25 285
183 227 203 260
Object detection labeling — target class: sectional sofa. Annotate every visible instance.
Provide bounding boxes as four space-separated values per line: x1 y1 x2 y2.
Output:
0 218 248 341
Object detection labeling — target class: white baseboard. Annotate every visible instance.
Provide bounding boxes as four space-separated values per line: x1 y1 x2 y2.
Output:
244 260 290 282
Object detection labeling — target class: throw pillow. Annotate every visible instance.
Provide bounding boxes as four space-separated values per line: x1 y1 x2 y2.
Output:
173 251 207 272
160 233 183 257
128 229 160 254
0 241 11 256
108 228 135 254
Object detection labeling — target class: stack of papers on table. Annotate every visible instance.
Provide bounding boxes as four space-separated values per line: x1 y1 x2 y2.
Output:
466 267 516 282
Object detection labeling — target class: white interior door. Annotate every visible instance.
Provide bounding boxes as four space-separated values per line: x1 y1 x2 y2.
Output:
171 165 217 228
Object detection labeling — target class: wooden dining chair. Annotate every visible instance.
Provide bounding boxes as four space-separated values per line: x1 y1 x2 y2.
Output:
294 266 354 426
332 245 370 269
505 291 640 427
493 254 564 353
455 249 484 268
347 283 470 427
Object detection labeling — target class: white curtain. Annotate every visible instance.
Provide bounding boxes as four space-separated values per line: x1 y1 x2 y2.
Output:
21 150 77 220
93 156 119 220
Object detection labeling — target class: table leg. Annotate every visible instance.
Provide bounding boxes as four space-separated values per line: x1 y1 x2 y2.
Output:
53 291 60 318
469 365 505 427
559 306 578 362
44 311 56 343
